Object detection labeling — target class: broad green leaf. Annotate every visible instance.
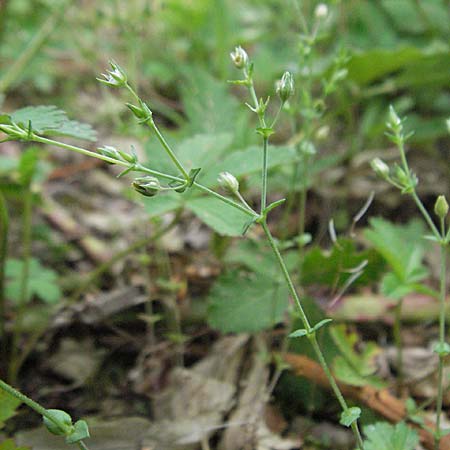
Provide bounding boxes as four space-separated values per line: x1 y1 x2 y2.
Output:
11 106 66 133
200 145 297 186
180 68 241 135
141 191 183 217
224 239 297 278
364 218 428 284
144 133 233 178
331 325 386 388
0 390 21 428
363 422 418 450
300 239 383 288
10 106 96 141
207 270 289 332
5 258 61 304
186 196 250 236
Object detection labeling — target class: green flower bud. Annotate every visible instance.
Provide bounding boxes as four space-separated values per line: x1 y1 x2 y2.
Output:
218 171 239 194
276 71 294 103
446 118 450 134
230 46 249 70
434 195 449 219
97 61 127 87
370 158 390 179
126 101 153 123
98 145 121 163
387 105 403 134
132 176 161 197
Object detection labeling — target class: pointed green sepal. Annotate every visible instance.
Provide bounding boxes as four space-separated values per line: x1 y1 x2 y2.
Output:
66 420 90 444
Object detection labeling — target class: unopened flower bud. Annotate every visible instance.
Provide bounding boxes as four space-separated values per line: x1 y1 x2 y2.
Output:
370 158 390 179
446 118 450 134
387 105 403 134
132 176 161 197
434 195 449 219
315 3 328 19
97 61 127 87
98 145 121 163
276 71 294 103
218 171 239 194
230 46 248 70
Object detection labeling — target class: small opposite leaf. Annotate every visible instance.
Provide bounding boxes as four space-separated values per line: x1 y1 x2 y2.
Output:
289 329 308 338
187 167 201 187
311 318 333 333
66 420 90 444
339 407 361 427
433 342 450 357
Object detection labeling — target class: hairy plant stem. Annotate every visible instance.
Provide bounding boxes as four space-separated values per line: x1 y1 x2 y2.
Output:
29 135 257 219
0 379 90 450
434 217 447 450
261 137 268 211
8 184 32 384
261 220 364 449
393 299 403 395
125 83 190 180
0 190 8 351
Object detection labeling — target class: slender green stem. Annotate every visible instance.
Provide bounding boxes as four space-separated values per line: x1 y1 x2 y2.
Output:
434 218 447 450
28 135 257 218
0 190 8 348
261 220 364 449
411 191 441 240
0 379 90 449
125 83 190 180
261 137 268 211
261 221 311 329
150 122 190 180
8 185 32 384
393 299 403 395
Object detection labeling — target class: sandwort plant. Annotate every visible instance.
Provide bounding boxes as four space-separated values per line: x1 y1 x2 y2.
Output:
371 107 450 450
0 55 367 447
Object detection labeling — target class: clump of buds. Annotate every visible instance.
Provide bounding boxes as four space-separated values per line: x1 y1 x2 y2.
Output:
230 46 249 70
97 61 127 88
276 71 294 103
218 171 239 195
132 176 161 197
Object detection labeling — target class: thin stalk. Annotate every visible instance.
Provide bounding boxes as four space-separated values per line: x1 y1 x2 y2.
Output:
393 299 403 395
261 220 364 449
29 135 257 218
411 191 441 240
0 190 8 348
434 218 447 450
125 83 190 180
261 137 268 211
0 379 90 450
150 123 190 180
8 185 32 384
